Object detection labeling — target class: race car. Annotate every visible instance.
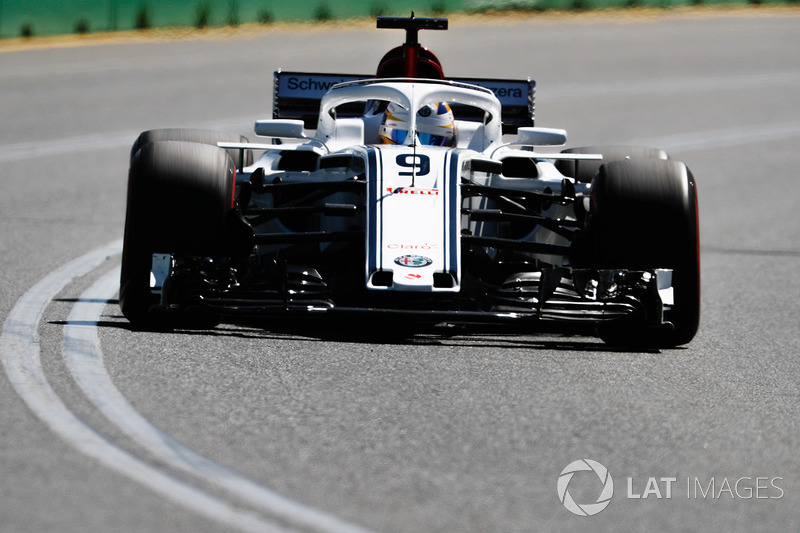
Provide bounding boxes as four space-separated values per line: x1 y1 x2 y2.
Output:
120 14 700 347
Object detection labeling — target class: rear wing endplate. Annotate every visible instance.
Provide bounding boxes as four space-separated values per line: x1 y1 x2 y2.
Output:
273 70 535 134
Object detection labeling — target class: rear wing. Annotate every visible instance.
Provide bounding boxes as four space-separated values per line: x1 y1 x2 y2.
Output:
273 70 535 134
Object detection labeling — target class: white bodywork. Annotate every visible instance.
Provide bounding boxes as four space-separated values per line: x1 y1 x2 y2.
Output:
227 79 599 294
364 145 461 292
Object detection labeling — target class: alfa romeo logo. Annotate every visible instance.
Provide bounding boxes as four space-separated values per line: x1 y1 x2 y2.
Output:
557 459 614 516
394 255 433 268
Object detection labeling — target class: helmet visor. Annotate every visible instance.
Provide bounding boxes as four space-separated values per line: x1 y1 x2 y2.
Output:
385 128 408 145
417 132 451 147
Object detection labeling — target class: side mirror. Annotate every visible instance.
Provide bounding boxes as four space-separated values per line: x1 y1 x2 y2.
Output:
254 119 307 139
515 127 567 146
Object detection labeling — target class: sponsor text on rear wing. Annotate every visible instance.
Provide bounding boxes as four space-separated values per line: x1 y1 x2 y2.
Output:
273 70 535 134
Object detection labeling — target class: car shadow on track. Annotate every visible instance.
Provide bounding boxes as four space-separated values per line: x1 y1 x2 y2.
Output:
82 313 662 354
244 320 664 354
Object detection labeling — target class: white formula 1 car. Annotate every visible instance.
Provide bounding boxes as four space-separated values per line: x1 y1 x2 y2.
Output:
121 15 700 347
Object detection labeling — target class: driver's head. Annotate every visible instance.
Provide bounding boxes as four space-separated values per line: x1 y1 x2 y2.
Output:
379 102 455 147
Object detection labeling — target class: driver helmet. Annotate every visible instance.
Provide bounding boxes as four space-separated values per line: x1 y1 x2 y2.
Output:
379 102 455 147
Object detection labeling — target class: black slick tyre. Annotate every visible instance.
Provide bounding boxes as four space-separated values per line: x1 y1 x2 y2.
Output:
120 141 238 329
590 158 700 347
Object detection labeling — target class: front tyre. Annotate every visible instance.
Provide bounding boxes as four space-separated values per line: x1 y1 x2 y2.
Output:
120 141 239 329
590 159 700 347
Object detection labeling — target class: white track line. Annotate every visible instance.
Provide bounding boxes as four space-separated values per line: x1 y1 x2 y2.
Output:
631 122 800 153
0 116 254 163
545 70 800 103
0 240 367 533
64 267 373 533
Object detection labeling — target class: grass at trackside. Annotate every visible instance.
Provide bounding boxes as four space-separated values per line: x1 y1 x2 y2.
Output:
0 4 798 53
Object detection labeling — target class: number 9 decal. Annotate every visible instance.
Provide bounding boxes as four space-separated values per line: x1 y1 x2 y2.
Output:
396 154 430 177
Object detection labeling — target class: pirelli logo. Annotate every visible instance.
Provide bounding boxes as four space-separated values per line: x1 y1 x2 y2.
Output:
385 187 439 196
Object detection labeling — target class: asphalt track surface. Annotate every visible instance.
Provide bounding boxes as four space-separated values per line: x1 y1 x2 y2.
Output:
1 10 799 533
